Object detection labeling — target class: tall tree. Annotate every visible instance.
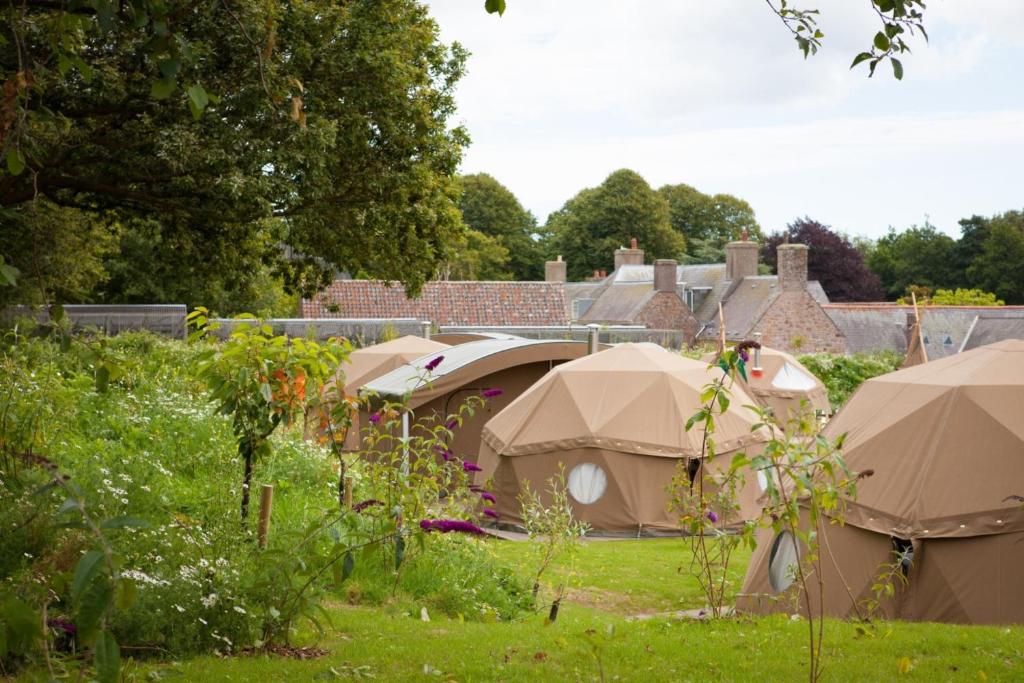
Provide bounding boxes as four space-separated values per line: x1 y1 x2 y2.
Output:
658 183 762 262
764 217 884 301
0 0 468 307
867 223 959 299
438 229 512 281
458 173 541 280
966 211 1024 304
544 169 684 280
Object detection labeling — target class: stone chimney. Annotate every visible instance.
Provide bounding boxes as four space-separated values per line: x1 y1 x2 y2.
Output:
725 240 759 281
613 237 645 270
777 243 809 291
545 255 567 282
654 259 677 293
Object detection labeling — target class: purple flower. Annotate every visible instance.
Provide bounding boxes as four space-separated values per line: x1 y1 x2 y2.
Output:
738 349 750 363
483 507 500 519
47 618 77 634
479 491 496 504
353 499 382 513
424 355 445 372
706 510 719 524
463 462 482 472
445 419 457 430
482 388 503 398
420 519 485 535
369 412 381 425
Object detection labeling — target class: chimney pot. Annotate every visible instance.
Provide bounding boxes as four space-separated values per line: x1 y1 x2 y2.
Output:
654 259 677 293
776 243 809 291
613 240 645 270
725 240 759 281
545 257 567 282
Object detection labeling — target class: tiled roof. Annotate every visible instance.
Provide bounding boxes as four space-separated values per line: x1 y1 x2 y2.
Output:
301 280 569 326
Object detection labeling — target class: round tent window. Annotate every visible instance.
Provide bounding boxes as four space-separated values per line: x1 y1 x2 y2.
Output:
767 530 800 593
567 463 607 505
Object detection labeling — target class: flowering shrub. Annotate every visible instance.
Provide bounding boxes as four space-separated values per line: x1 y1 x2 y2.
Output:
0 331 530 679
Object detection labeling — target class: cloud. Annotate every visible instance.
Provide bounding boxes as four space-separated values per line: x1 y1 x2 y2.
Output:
428 0 1024 238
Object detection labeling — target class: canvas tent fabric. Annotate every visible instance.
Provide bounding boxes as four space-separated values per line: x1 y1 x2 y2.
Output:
739 339 1024 624
354 339 591 465
477 343 769 533
314 335 449 450
701 347 830 421
342 336 450 395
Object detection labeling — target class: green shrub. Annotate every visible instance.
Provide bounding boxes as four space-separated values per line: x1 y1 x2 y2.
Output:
798 350 902 410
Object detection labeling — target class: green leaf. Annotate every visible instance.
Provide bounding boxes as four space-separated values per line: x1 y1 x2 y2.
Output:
850 51 873 68
260 382 273 403
0 259 19 287
187 84 210 119
6 148 25 175
484 0 506 16
891 58 904 80
159 57 182 80
93 630 121 683
95 365 110 393
116 577 138 610
100 515 151 529
73 550 106 598
873 32 891 51
150 78 176 99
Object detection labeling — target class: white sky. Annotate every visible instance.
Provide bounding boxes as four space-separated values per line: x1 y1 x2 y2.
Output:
428 1 1024 240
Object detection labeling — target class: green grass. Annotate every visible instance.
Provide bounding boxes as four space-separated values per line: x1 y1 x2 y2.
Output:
122 538 1024 682
115 536 1024 682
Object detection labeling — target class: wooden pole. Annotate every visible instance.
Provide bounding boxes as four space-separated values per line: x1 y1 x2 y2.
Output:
718 302 727 354
257 484 274 549
911 292 928 362
343 474 353 509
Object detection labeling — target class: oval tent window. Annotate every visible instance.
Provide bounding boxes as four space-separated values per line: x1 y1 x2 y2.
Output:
768 530 800 593
567 463 608 505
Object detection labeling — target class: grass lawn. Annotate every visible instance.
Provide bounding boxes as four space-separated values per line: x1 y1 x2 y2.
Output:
121 538 1024 683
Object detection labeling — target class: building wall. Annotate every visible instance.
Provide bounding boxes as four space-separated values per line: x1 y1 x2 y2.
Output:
636 292 701 345
753 291 846 354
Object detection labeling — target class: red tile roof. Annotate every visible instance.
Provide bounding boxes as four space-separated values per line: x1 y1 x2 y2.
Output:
301 280 570 326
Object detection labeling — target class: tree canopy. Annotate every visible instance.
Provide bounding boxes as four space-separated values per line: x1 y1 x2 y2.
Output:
658 183 762 263
965 211 1024 305
0 0 468 309
764 217 884 302
544 169 684 280
866 223 959 300
457 173 541 280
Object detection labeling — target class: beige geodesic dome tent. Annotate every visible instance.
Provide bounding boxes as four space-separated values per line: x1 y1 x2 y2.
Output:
701 346 830 421
739 339 1024 624
357 339 591 465
477 344 769 534
309 335 449 448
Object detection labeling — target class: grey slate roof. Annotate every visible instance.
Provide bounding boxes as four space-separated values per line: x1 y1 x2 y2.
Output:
960 315 1024 351
822 305 1024 357
579 283 656 324
695 277 830 340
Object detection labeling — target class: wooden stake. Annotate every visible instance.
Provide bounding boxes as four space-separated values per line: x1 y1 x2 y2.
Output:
911 292 928 362
257 484 274 549
343 474 353 509
718 302 727 354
